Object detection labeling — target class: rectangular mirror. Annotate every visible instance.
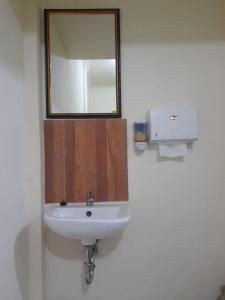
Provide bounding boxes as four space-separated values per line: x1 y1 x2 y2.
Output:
44 9 121 118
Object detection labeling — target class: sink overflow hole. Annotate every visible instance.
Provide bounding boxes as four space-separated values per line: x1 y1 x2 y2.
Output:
86 211 92 217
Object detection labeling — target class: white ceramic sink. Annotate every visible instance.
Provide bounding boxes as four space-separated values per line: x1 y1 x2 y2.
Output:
44 202 131 245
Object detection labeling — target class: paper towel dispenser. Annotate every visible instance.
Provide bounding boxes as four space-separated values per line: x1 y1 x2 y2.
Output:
147 108 198 144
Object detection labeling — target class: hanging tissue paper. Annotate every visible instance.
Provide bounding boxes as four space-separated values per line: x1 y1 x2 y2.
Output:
159 143 187 158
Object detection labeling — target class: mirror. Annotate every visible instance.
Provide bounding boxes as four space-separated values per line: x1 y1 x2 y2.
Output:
44 9 121 118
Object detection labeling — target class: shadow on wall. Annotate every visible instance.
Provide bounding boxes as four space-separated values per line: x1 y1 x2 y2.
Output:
45 226 122 260
45 226 122 291
8 0 38 32
39 0 225 44
15 216 44 300
14 225 29 300
8 0 24 30
121 0 225 44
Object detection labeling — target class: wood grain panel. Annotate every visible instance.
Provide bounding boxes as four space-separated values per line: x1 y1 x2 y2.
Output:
44 120 128 203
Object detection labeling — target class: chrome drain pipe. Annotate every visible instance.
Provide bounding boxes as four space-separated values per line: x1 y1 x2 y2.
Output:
84 244 97 285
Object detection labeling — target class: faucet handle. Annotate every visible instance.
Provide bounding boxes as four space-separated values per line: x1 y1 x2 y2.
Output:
87 191 93 198
86 191 94 207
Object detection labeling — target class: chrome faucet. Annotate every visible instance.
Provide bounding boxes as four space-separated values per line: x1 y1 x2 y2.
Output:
87 191 94 207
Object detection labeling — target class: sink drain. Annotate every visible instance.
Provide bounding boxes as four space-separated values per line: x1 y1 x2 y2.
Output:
86 211 92 217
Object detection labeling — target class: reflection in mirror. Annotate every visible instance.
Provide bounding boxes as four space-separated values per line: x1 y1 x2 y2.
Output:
45 9 121 118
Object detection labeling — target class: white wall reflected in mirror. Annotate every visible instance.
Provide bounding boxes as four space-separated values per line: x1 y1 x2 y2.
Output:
51 58 116 113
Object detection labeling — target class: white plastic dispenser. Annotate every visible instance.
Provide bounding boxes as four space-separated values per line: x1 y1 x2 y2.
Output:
147 108 198 157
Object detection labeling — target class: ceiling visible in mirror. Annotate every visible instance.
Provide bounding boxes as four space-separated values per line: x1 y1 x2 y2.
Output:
51 15 115 59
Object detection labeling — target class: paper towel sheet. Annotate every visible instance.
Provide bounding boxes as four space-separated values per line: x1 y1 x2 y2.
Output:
159 143 187 158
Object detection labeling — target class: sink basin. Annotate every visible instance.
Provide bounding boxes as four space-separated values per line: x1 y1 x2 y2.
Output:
44 202 131 245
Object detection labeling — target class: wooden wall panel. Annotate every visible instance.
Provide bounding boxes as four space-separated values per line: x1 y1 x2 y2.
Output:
44 120 128 203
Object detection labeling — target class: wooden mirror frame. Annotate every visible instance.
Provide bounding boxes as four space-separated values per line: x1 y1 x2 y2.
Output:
44 8 121 119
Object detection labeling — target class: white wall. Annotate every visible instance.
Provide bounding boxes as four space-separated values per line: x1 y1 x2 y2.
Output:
0 1 43 300
39 1 225 300
88 86 116 113
0 1 28 299
50 20 86 113
23 1 44 299
51 56 85 113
